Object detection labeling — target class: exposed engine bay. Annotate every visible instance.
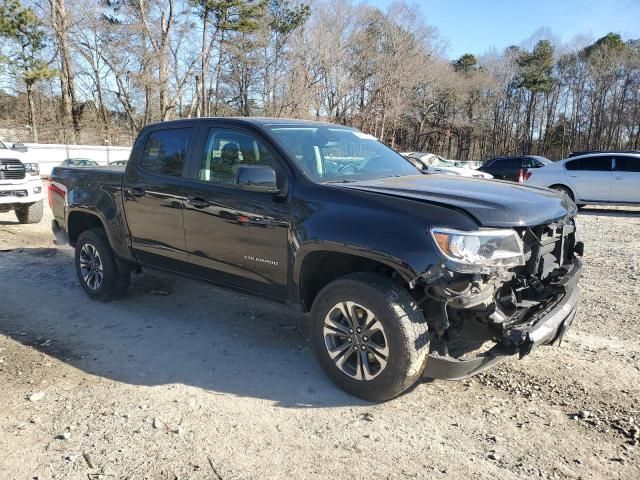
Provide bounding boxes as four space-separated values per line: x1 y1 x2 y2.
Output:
418 215 583 378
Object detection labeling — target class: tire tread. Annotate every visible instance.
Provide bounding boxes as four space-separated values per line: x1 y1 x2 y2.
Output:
310 272 429 402
75 228 130 302
15 200 43 224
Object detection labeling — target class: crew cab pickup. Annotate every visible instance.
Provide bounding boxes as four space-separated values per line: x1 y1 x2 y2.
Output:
50 118 583 401
0 140 43 223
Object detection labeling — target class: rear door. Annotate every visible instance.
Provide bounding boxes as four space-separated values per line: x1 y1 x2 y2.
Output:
564 156 613 202
610 156 640 204
180 124 291 299
123 126 195 267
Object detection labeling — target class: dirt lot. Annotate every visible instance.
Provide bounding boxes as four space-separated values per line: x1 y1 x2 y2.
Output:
1 206 639 480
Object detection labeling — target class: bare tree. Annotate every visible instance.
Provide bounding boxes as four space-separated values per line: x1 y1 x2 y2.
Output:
1 0 639 157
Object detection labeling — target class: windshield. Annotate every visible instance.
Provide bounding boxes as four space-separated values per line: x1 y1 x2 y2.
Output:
429 155 456 168
67 159 97 166
268 126 419 183
533 156 553 166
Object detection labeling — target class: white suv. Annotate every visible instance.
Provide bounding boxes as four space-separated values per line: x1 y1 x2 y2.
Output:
0 140 44 223
525 152 640 207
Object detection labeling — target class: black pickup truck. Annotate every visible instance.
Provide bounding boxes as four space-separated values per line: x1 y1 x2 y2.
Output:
49 118 583 401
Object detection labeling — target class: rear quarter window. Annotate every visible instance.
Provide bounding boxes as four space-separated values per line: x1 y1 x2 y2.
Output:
140 128 192 177
496 158 522 168
565 160 579 171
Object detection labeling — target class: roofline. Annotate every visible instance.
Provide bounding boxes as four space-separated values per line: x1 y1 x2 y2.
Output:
562 152 640 161
141 117 347 130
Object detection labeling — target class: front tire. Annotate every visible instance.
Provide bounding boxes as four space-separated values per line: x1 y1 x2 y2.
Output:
310 273 429 402
75 228 130 302
550 185 584 209
15 200 43 224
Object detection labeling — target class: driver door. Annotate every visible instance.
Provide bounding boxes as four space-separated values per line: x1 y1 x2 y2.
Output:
564 156 612 203
181 125 291 299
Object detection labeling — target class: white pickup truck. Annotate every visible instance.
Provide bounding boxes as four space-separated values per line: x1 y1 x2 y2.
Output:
0 140 43 223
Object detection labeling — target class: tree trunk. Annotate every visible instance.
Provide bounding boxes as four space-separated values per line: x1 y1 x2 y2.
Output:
200 8 209 117
188 75 200 118
94 66 110 142
213 29 227 116
523 92 535 154
26 83 38 143
51 0 79 143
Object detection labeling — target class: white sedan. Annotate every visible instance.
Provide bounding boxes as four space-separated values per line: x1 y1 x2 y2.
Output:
402 152 493 179
525 152 640 206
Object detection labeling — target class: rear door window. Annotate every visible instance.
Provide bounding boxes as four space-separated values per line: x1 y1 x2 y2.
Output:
140 128 193 177
565 157 612 171
615 156 640 172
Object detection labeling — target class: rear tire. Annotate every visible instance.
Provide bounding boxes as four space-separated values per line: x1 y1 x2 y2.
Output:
15 200 43 224
75 228 130 302
310 273 429 402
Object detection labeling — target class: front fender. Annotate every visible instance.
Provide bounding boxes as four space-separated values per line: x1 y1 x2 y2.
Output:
293 240 418 285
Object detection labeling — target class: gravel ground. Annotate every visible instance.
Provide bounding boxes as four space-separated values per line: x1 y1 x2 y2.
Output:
0 206 639 480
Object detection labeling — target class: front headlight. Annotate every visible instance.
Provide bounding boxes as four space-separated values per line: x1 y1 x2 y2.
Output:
431 227 525 272
24 163 40 176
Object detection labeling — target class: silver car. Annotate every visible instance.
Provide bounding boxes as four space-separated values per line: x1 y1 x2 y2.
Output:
402 152 493 179
525 152 640 206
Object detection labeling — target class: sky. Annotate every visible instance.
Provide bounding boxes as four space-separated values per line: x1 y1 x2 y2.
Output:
368 0 640 59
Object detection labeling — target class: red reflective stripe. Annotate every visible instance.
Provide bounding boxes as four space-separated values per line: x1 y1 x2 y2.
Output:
48 183 66 208
49 183 66 197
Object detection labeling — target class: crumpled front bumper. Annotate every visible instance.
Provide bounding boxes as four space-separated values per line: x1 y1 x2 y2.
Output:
424 258 582 380
505 260 581 357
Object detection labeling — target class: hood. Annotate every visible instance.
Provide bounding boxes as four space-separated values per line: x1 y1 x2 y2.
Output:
0 147 30 166
0 149 27 161
340 175 576 227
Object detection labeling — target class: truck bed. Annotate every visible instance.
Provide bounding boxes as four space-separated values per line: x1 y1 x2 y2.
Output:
50 165 125 187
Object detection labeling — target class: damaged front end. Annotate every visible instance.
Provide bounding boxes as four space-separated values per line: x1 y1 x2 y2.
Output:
419 216 583 380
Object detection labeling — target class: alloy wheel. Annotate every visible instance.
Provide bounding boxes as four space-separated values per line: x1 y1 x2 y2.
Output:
79 243 104 290
323 301 389 381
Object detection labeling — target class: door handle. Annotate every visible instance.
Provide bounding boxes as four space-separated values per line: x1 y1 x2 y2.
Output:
187 197 210 209
615 176 623 180
568 174 578 178
127 187 146 197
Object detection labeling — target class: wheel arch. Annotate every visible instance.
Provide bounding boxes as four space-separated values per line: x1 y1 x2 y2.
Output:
295 245 416 312
67 210 109 246
548 183 577 201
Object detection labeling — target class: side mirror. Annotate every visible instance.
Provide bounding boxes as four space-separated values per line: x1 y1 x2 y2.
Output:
234 165 281 194
11 143 28 152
